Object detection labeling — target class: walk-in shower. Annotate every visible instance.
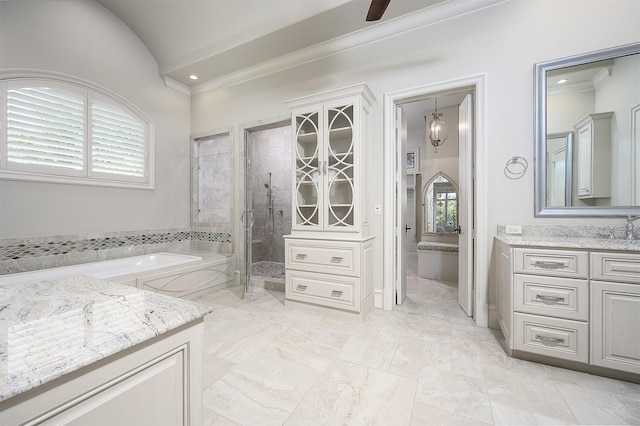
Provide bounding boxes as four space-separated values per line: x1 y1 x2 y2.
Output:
243 123 291 293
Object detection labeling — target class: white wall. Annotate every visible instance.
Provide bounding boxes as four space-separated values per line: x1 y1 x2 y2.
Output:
191 0 639 312
0 0 191 238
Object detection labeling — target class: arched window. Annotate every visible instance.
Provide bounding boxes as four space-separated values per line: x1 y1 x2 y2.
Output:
0 72 154 188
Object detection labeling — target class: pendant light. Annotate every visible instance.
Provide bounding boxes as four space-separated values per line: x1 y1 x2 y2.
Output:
428 98 447 152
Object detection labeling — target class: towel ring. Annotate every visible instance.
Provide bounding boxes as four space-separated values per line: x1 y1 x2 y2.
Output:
504 156 528 180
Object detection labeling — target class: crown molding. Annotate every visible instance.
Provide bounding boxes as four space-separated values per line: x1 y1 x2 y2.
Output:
163 76 191 96
190 0 509 97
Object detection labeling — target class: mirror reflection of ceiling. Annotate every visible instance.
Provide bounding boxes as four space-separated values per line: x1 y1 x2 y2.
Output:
547 60 613 92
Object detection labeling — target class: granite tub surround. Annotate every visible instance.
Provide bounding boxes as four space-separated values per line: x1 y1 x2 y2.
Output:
496 224 640 252
0 275 212 402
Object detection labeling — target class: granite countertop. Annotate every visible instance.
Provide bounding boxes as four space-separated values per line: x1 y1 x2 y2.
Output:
0 276 212 403
495 234 640 252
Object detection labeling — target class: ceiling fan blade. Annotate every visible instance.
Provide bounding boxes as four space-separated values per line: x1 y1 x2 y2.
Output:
366 0 391 21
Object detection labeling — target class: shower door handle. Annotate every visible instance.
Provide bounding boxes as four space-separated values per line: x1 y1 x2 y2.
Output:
240 210 254 229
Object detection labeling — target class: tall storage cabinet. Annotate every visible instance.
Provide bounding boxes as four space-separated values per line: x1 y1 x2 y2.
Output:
574 112 613 199
284 83 375 317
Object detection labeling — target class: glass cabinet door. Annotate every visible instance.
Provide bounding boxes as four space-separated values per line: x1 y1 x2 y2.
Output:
294 112 321 227
326 104 354 228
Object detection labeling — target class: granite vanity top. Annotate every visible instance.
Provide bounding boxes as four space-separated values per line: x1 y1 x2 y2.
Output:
0 276 212 402
495 234 640 252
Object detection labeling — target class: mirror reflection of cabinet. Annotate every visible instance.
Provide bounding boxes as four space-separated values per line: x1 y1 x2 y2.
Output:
574 112 613 200
423 172 458 234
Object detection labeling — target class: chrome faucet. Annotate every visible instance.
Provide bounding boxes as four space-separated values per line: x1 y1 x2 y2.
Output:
626 216 640 241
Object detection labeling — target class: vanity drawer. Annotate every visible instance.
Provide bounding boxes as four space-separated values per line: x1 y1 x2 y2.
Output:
514 274 588 321
591 252 640 284
513 248 588 278
286 239 358 276
514 313 589 363
286 270 358 312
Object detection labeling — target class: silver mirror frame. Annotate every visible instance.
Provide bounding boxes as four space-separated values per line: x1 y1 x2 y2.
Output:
534 42 640 217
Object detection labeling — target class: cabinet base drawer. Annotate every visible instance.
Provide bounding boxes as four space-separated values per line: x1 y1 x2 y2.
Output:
515 274 588 321
514 248 588 278
514 313 588 363
286 270 358 312
286 239 358 276
591 252 640 284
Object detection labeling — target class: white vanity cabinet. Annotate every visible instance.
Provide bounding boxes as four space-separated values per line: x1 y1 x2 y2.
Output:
511 248 590 363
495 239 640 379
285 236 374 315
574 112 613 199
284 83 375 316
1 322 204 426
590 252 640 374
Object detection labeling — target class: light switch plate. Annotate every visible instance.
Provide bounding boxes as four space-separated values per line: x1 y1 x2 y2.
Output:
374 204 382 216
505 224 522 234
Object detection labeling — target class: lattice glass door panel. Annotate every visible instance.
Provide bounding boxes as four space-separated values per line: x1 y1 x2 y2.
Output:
295 112 321 227
327 105 355 228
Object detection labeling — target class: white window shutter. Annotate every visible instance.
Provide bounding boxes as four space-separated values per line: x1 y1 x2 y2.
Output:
1 75 153 188
91 97 146 178
6 86 84 171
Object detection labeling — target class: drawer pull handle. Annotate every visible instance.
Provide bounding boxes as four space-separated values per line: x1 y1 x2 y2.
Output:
296 254 307 260
535 335 565 347
296 284 307 291
533 261 566 269
331 290 343 297
331 256 343 263
535 295 565 304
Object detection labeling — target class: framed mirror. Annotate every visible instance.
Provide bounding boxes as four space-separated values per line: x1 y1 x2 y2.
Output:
534 42 640 216
423 172 458 234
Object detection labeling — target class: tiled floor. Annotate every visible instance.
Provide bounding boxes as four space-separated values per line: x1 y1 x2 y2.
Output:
193 254 640 425
250 261 286 280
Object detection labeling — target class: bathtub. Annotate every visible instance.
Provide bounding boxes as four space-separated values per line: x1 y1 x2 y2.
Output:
0 251 236 299
0 252 207 288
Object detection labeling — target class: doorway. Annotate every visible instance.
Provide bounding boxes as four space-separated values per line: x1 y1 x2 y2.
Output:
383 75 489 327
242 120 292 294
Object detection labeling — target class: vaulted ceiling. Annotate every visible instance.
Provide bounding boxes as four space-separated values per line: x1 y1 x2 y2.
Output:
95 0 456 88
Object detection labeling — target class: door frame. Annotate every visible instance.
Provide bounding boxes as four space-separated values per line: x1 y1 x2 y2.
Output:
382 74 489 327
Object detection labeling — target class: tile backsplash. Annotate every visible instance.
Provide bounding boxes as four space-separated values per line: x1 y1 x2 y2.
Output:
0 228 232 275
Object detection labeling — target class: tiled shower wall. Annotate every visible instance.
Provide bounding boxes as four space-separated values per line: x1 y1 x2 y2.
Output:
194 133 232 225
0 228 232 275
249 125 292 263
